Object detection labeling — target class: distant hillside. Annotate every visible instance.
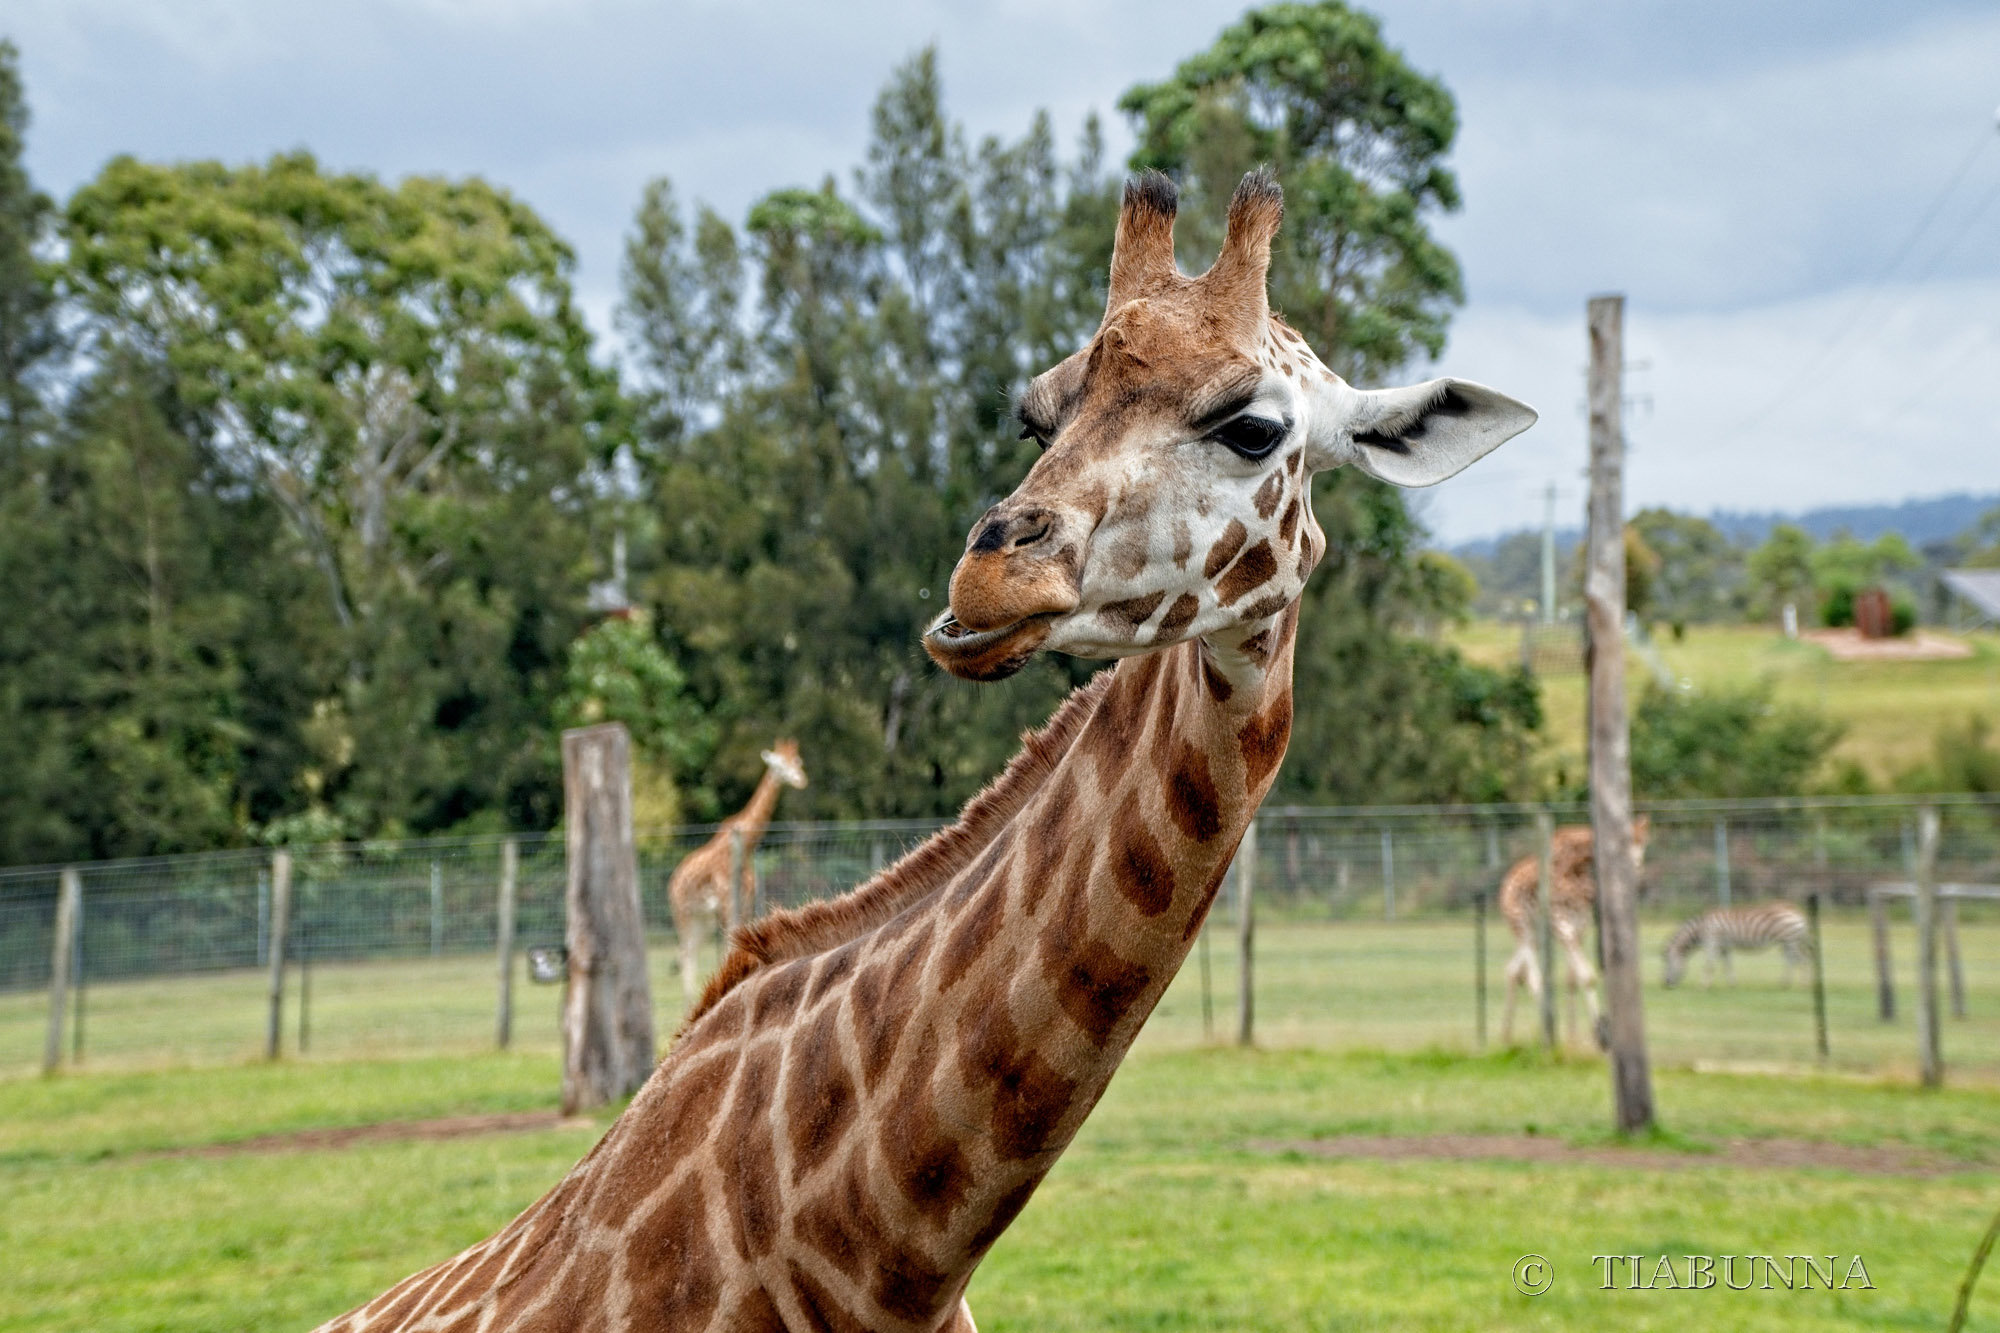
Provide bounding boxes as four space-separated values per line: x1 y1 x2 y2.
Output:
1449 492 1999 561
1707 492 2000 547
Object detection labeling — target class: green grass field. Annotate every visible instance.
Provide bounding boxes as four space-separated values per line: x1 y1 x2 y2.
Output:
3 1045 1997 1332
1 913 1997 1329
1448 621 2000 786
6 914 1994 1082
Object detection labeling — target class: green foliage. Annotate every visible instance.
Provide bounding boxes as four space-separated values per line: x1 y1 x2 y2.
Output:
0 41 58 457
1895 715 2000 795
1284 472 1541 804
1629 680 1843 798
1630 507 1741 626
1120 1 1464 381
555 615 710 775
1812 532 1921 628
1745 523 1816 620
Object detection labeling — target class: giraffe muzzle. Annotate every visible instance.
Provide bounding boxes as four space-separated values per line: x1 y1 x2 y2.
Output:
922 609 1058 682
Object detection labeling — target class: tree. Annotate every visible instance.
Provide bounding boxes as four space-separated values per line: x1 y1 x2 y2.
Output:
1630 507 1740 627
58 153 618 838
556 614 711 831
1629 681 1842 798
1121 1 1464 382
0 40 58 458
1746 523 1816 622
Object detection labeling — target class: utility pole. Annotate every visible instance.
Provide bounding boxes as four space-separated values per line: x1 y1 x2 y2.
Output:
1540 482 1558 624
1585 293 1655 1134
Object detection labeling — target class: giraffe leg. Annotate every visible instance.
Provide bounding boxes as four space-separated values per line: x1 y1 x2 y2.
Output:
1501 942 1538 1044
1557 923 1601 1047
675 902 700 1011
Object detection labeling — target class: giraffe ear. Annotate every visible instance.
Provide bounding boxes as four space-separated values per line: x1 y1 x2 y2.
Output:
1107 171 1180 309
1334 378 1537 487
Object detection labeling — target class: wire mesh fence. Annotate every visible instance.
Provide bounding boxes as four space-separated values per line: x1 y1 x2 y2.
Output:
1 796 1994 1081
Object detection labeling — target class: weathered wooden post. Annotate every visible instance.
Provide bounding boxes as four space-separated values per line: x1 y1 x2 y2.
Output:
1869 885 1896 1021
1198 914 1214 1042
1380 826 1396 921
1236 819 1258 1048
1585 292 1655 1131
1713 820 1732 909
265 851 291 1060
1943 893 1966 1020
1915 806 1942 1088
560 723 655 1114
430 859 444 957
1808 892 1829 1063
495 837 519 1050
1474 888 1489 1052
725 829 745 936
1536 809 1556 1052
43 869 80 1075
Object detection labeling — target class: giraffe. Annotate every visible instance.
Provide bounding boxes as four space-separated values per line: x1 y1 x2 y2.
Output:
669 741 810 1009
1497 816 1651 1045
310 169 1534 1333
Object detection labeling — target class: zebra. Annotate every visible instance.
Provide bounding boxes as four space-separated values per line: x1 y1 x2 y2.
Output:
1662 901 1811 988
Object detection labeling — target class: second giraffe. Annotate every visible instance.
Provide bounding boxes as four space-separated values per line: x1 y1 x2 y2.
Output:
1498 817 1650 1045
667 739 808 1008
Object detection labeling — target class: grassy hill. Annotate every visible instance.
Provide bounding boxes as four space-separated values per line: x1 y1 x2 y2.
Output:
1448 621 2000 790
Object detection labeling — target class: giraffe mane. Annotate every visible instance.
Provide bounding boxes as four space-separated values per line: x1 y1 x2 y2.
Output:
679 665 1118 1030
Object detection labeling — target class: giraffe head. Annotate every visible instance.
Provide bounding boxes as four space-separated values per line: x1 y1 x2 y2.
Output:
760 738 808 789
924 169 1536 681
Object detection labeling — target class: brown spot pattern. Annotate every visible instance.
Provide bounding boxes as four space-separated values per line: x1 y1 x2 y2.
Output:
790 1262 871 1333
850 920 932 1091
786 1005 858 1183
1110 795 1176 916
1253 471 1283 519
1202 519 1247 578
1157 592 1199 637
1098 589 1165 632
956 1003 1076 1160
1166 741 1223 843
1240 690 1294 789
881 1052 972 1229
1279 497 1300 544
1020 775 1075 917
623 1175 720 1321
720 1045 782 1259
1215 539 1278 606
1200 655 1233 703
1047 935 1153 1046
1172 520 1193 568
937 883 1005 993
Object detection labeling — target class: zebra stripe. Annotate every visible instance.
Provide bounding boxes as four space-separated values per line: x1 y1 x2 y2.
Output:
1663 901 1810 986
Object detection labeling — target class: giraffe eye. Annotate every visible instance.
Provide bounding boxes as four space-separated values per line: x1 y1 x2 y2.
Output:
1018 424 1050 452
1210 414 1286 461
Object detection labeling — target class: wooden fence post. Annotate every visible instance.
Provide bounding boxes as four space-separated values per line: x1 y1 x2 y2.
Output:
1585 291 1655 1132
1869 886 1896 1022
1379 827 1395 921
1475 888 1488 1052
561 723 656 1115
1236 819 1258 1048
1915 806 1942 1088
1198 913 1214 1042
430 860 444 957
496 837 519 1050
1714 820 1732 909
1536 810 1556 1052
265 851 291 1060
1808 892 1829 1063
43 868 80 1075
726 829 745 936
1943 893 1966 1020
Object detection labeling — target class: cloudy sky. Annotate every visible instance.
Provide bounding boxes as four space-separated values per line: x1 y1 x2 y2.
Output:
9 0 1999 542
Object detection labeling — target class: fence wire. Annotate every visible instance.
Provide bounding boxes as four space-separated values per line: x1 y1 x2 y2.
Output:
1 796 1994 1080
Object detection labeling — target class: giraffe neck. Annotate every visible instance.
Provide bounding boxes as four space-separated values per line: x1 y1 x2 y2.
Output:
727 766 787 850
822 605 1298 1308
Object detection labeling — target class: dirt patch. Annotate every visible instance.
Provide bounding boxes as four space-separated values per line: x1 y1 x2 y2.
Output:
1801 628 1972 661
152 1110 596 1160
1252 1133 1990 1178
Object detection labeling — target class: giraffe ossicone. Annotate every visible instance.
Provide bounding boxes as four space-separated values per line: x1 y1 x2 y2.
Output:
313 169 1534 1333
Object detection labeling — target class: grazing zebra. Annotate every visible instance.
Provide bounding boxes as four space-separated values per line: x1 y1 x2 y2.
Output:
1662 901 1810 988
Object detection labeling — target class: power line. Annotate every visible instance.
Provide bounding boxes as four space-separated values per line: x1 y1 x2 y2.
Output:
1730 116 2000 437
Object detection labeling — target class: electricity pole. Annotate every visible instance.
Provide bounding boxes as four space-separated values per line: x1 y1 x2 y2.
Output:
1540 482 1558 624
1585 293 1655 1134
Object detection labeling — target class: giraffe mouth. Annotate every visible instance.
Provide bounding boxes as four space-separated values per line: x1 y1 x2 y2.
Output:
922 609 1058 682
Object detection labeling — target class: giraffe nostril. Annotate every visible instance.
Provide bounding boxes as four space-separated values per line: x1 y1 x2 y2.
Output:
1009 520 1050 550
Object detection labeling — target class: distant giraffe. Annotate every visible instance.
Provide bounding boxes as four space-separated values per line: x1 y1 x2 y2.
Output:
668 740 808 1008
1663 900 1809 988
1498 817 1650 1044
309 170 1534 1333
